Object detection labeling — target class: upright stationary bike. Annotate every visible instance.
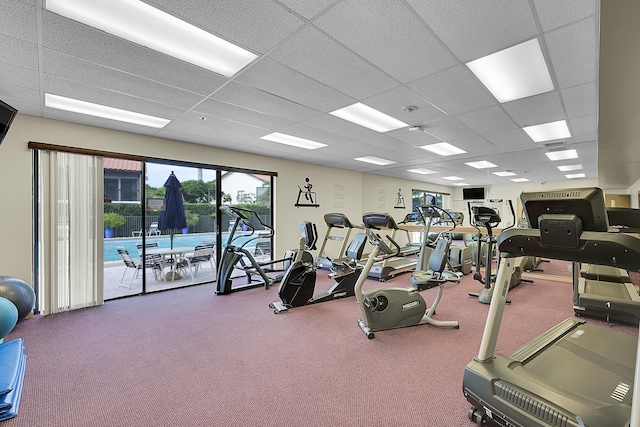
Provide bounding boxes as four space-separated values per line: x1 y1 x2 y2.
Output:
355 206 460 339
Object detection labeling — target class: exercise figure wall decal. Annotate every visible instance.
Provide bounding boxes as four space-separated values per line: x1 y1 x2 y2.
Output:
295 177 319 208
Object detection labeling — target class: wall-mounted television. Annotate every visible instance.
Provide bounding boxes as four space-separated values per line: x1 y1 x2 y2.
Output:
463 187 485 200
0 99 18 146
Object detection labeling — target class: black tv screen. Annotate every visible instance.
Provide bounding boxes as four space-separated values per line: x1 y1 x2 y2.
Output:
463 187 485 200
0 99 17 146
520 187 608 232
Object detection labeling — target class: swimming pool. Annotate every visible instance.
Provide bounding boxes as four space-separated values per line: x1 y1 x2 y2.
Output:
104 232 259 262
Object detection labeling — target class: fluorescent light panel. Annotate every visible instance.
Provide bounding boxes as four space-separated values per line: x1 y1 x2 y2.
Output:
454 183 469 186
511 178 530 182
466 160 497 169
407 168 437 175
355 156 396 166
45 93 170 128
466 39 554 103
566 173 586 179
260 132 327 150
493 171 516 177
46 0 257 77
546 149 578 161
557 164 582 172
420 142 466 156
330 103 408 132
443 176 464 181
523 120 571 142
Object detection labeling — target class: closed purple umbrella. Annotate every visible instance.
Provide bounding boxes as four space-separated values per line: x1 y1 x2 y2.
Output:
157 171 187 249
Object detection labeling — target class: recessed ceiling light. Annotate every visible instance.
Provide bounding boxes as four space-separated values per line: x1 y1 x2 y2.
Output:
330 103 408 132
46 0 257 77
546 149 578 161
557 164 582 172
466 38 554 103
354 156 396 165
45 93 170 128
454 183 469 186
260 132 327 150
493 171 517 177
420 142 467 156
511 178 530 182
466 160 497 169
443 176 464 181
565 173 586 179
523 120 571 142
407 168 437 175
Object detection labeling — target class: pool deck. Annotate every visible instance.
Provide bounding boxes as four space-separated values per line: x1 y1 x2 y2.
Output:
104 260 218 300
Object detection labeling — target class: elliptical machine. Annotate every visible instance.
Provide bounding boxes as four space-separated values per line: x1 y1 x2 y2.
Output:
269 221 367 314
216 206 292 295
467 205 502 304
355 206 460 339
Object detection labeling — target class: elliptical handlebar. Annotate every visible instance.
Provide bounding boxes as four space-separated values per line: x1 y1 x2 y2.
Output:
220 205 274 247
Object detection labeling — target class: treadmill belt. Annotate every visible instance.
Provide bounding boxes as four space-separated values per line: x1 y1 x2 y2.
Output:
520 323 637 405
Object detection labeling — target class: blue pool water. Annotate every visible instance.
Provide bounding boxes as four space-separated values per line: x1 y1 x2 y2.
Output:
104 232 258 262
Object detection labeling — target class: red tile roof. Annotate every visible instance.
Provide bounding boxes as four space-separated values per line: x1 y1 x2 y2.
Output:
104 158 142 172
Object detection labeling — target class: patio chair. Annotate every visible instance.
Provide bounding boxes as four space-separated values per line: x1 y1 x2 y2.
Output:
132 222 162 237
136 242 171 281
116 246 166 289
176 242 215 282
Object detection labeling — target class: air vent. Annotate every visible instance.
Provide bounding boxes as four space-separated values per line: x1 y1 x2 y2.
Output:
611 382 630 402
497 382 570 427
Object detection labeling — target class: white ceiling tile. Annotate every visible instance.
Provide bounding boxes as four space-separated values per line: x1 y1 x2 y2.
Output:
0 33 39 70
0 0 37 42
314 0 457 83
193 98 295 131
362 85 448 126
561 82 597 118
270 26 400 100
407 0 538 61
277 0 338 19
569 115 597 138
0 61 40 91
236 58 355 112
544 17 597 89
211 81 321 123
533 0 596 32
484 128 534 149
502 91 566 127
455 105 518 135
422 116 477 141
408 65 496 115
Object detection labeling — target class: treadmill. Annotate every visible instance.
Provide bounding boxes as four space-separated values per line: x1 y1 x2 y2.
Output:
573 207 640 325
315 213 360 270
362 212 417 281
464 187 640 427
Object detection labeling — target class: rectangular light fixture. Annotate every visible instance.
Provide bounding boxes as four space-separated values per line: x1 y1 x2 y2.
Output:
466 160 497 169
442 176 464 181
420 142 467 156
565 173 586 179
466 38 554 103
330 103 408 132
557 164 582 172
454 183 469 186
511 178 530 182
493 171 516 177
546 149 578 161
45 93 170 128
407 168 437 175
46 0 257 77
260 132 327 150
523 120 571 142
354 156 396 166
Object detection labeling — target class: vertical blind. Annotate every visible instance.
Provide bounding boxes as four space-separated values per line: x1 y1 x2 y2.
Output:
38 151 104 314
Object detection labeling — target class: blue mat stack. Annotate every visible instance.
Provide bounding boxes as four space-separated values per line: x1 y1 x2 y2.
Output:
0 338 26 421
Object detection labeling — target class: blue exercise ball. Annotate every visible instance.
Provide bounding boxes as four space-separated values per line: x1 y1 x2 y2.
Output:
0 277 35 321
0 297 18 341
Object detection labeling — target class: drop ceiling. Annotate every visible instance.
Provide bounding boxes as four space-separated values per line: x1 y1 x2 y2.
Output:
0 0 623 188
